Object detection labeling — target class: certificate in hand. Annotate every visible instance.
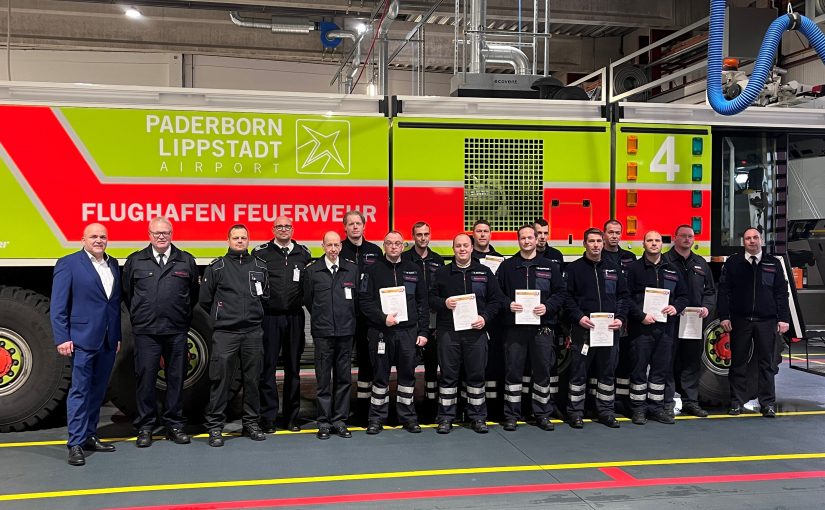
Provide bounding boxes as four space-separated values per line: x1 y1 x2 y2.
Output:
451 294 478 331
514 289 541 325
589 312 614 347
643 287 670 323
379 286 408 323
479 255 504 274
678 307 703 339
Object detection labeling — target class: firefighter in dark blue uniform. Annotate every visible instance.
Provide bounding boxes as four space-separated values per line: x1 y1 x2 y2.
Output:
718 228 790 417
563 228 628 429
534 217 565 413
497 225 566 431
430 233 505 434
401 221 444 421
359 231 429 435
602 219 637 413
471 218 505 419
199 224 269 446
253 216 312 432
339 210 383 423
625 230 688 425
303 231 358 439
123 216 199 447
663 224 716 418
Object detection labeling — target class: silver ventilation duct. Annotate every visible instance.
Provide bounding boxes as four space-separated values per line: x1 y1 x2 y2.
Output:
229 11 316 34
483 45 530 75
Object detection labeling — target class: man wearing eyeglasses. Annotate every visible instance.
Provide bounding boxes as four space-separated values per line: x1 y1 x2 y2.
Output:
122 216 199 448
359 231 429 434
253 216 312 432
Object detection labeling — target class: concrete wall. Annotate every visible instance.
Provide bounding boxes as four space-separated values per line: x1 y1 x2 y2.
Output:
0 49 452 96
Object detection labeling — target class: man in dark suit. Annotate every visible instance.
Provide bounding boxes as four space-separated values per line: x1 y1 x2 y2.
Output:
51 223 121 466
123 216 199 447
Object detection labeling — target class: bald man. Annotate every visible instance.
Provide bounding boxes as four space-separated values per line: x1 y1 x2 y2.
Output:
303 231 358 439
51 223 122 466
625 231 688 425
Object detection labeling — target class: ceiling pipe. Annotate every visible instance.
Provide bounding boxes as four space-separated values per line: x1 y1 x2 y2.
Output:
325 30 357 42
468 0 487 74
483 44 530 75
378 0 400 96
229 11 316 34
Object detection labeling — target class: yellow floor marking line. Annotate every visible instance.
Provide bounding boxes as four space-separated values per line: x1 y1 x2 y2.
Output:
2 411 825 449
3 451 825 502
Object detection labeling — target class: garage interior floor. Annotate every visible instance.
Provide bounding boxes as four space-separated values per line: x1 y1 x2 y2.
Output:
3 341 825 510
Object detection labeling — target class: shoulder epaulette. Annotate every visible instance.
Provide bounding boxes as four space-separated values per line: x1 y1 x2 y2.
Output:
210 257 225 270
253 243 268 252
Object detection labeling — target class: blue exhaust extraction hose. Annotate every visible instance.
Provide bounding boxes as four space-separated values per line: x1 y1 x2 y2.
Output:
707 0 825 115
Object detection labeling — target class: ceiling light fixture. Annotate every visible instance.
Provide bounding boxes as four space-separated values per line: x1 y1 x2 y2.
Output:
125 7 143 19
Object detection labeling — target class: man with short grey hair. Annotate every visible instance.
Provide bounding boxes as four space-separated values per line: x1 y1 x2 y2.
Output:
123 217 199 447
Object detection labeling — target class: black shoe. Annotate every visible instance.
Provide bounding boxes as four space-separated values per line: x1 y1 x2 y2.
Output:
728 405 742 416
67 445 85 466
537 417 555 431
286 422 301 432
83 436 115 452
649 410 675 424
136 429 153 448
682 403 708 418
762 405 776 418
436 421 452 434
471 420 489 434
502 419 518 431
166 428 191 444
403 422 422 433
260 419 277 434
568 415 584 429
243 424 267 441
599 415 621 428
208 429 224 447
334 424 352 438
366 421 382 435
316 426 331 440
631 412 647 425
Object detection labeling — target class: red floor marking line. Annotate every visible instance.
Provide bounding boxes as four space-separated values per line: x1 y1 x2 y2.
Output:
600 467 637 482
104 470 825 510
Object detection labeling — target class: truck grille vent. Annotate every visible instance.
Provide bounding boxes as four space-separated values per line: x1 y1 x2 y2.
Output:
464 137 544 231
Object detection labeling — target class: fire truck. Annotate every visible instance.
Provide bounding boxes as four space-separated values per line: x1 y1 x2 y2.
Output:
0 81 816 431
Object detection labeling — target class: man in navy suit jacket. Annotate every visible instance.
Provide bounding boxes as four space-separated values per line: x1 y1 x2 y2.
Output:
51 223 121 466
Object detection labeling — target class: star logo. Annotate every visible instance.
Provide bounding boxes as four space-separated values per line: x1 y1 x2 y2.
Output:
295 119 350 175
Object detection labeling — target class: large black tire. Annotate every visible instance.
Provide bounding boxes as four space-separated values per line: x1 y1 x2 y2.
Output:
107 307 232 424
0 286 71 432
698 319 785 406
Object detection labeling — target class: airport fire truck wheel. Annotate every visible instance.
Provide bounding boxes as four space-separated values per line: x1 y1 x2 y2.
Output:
698 318 767 406
108 307 239 423
0 286 71 432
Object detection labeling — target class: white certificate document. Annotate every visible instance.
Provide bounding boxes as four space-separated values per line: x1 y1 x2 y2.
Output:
514 289 541 325
479 255 504 274
379 286 408 323
678 307 704 339
589 312 614 347
452 294 478 331
643 287 671 323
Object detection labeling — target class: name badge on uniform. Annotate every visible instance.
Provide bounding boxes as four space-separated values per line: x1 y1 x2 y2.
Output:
377 340 386 355
255 281 263 296
344 288 352 300
581 344 589 356
293 267 301 282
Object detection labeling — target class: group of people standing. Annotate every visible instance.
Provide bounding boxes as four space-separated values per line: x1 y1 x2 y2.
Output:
50 211 790 466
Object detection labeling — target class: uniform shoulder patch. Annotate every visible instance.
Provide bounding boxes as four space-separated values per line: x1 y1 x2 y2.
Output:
253 243 268 251
209 258 225 270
